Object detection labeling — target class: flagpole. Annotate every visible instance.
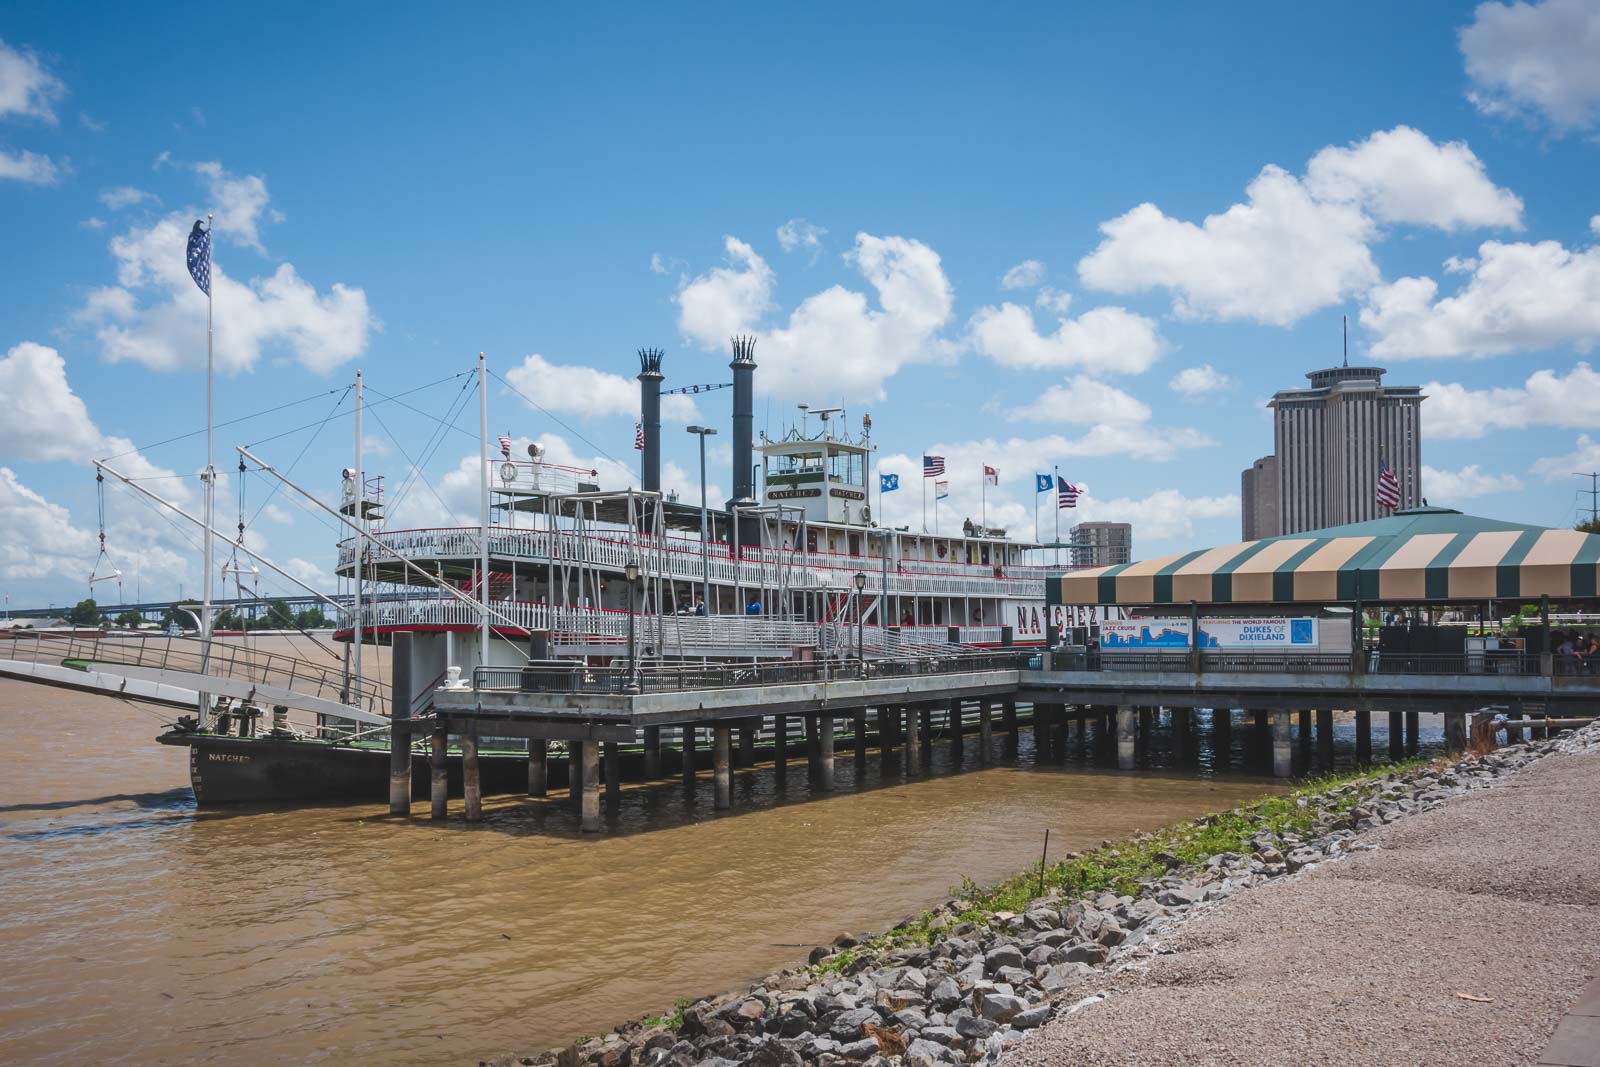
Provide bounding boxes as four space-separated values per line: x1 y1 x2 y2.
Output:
1053 464 1060 568
1033 477 1040 551
478 352 491 658
921 471 926 533
981 467 987 528
199 212 215 730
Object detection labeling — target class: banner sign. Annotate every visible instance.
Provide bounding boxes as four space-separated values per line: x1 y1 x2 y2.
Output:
1007 602 1129 639
1098 617 1318 650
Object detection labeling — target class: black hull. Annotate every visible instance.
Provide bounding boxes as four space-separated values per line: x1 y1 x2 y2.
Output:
159 732 561 807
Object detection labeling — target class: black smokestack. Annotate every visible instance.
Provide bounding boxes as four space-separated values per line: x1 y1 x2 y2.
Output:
637 348 664 494
730 336 756 504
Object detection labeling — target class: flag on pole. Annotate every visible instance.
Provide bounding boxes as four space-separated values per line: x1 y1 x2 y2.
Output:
934 480 949 500
634 422 645 451
1035 473 1052 493
1376 461 1401 509
1057 477 1080 508
923 455 945 477
880 473 900 492
497 434 512 460
984 466 999 486
185 220 211 296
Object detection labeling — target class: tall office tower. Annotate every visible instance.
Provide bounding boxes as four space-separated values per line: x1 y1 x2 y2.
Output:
1070 521 1133 567
1241 455 1280 541
1269 364 1423 535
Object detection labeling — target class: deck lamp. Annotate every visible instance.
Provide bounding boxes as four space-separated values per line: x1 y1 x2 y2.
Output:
854 571 868 674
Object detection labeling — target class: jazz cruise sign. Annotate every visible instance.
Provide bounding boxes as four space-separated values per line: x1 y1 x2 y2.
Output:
1098 617 1319 650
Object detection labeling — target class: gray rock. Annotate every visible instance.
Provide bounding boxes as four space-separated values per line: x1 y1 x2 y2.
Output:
892 1008 928 1030
905 1038 955 1067
1010 1005 1051 1030
976 992 1028 1023
995 966 1031 987
1125 898 1166 928
1023 944 1056 968
1062 941 1108 965
954 1015 999 1040
929 976 961 1010
828 1008 880 1041
1285 847 1320 872
837 1038 880 1060
1081 912 1127 947
746 1042 804 1067
984 944 1024 972
1154 886 1198 908
920 1026 962 1048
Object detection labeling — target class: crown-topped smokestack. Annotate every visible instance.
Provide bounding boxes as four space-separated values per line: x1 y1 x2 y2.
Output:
730 336 756 506
637 348 664 494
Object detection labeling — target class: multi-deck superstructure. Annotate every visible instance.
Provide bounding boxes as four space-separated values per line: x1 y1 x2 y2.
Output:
332 341 1052 681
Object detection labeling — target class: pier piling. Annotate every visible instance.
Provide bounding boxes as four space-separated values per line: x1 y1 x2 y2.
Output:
682 725 698 784
1116 705 1136 770
1213 708 1232 766
852 709 868 771
462 727 482 823
1315 708 1333 768
643 726 661 779
604 741 621 813
1271 710 1292 778
817 715 835 792
528 738 548 797
774 714 789 771
905 705 923 774
713 726 731 810
737 721 755 768
430 725 448 820
1444 711 1467 754
1405 711 1420 755
388 632 413 817
979 701 993 763
1356 709 1372 764
1388 712 1404 760
580 740 600 832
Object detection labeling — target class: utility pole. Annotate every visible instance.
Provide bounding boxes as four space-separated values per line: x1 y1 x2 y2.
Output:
1579 472 1600 529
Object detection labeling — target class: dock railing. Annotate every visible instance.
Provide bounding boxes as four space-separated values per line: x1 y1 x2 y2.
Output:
1042 648 1546 678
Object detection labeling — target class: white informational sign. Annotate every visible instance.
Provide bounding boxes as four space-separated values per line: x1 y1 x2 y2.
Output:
1098 617 1319 650
1007 602 1129 640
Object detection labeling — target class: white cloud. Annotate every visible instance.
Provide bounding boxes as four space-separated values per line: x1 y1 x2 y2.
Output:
99 186 155 211
1362 238 1600 358
676 232 955 402
1006 375 1152 427
262 503 295 525
1074 488 1240 543
1078 126 1519 326
776 218 826 257
1421 463 1523 501
1531 434 1600 481
1592 215 1600 237
78 177 376 375
968 302 1166 374
649 253 667 275
79 216 105 230
0 147 60 185
0 37 65 123
676 236 776 345
1035 288 1073 314
79 112 104 132
504 353 699 421
193 161 274 250
0 467 99 580
1000 259 1046 290
1169 363 1234 398
0 341 100 462
1423 363 1600 438
282 557 334 590
1461 0 1600 132
1303 126 1523 231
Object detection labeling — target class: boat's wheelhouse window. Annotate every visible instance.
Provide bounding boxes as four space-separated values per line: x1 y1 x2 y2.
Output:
827 450 864 486
768 451 823 482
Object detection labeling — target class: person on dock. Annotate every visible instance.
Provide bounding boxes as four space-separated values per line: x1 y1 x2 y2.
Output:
745 596 762 616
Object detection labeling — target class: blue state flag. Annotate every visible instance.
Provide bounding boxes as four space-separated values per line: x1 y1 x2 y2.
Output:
1035 473 1052 492
880 473 900 492
186 220 211 296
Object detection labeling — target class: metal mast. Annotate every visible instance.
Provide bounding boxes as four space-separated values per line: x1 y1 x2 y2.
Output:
478 353 491 658
199 212 215 730
352 368 364 705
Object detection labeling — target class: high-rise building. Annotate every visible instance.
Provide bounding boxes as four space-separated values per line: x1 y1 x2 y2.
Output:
1250 364 1423 536
1070 521 1132 567
1241 455 1280 540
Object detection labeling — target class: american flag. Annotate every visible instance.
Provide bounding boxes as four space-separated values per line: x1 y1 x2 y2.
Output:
1057 477 1080 509
634 422 645 451
984 465 998 486
497 434 512 460
1376 462 1401 509
923 455 944 477
185 220 211 296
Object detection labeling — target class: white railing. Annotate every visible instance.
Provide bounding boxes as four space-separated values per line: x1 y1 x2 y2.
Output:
340 527 1047 599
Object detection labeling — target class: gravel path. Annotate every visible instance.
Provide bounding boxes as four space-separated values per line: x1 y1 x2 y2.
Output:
1007 744 1600 1067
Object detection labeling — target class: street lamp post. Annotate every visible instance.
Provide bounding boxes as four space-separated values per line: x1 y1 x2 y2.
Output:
687 426 718 615
854 571 867 677
624 559 640 693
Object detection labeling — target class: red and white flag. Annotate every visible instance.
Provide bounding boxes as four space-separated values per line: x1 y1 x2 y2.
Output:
634 422 645 451
497 434 512 460
1376 462 1401 509
983 465 999 486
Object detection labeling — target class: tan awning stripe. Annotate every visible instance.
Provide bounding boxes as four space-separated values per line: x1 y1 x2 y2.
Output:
1292 536 1373 602
1378 533 1456 601
1447 531 1522 600
1229 539 1315 602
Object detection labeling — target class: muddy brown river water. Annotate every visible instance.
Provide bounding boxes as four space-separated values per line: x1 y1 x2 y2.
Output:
4 648 1394 1065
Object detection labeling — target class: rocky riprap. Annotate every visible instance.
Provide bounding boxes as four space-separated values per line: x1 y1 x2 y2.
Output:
489 723 1599 1067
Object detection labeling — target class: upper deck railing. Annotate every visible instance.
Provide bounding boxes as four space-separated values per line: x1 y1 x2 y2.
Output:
337 526 1050 598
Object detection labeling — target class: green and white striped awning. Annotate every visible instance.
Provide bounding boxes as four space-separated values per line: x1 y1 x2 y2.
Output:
1050 508 1600 608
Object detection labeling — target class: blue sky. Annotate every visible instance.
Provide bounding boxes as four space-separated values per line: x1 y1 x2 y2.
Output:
3 1 1600 608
